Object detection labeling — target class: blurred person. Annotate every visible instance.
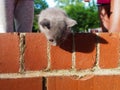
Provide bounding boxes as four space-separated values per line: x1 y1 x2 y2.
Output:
0 0 6 33
97 0 110 32
109 0 120 32
5 0 34 32
84 0 110 32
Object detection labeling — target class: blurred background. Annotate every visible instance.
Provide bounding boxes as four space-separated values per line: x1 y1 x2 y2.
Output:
33 0 100 33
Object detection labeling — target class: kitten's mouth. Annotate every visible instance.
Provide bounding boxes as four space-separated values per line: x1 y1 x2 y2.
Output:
48 37 65 46
48 30 71 46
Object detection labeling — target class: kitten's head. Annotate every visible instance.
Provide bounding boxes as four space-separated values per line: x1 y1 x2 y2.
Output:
39 18 77 46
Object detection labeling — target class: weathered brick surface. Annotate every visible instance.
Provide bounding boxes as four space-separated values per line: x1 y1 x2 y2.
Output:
0 78 42 90
0 33 19 73
47 75 120 90
93 75 120 90
47 76 94 90
24 33 47 71
99 33 119 68
75 33 97 69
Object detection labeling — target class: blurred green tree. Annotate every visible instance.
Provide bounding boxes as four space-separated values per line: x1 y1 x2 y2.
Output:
33 0 48 32
54 0 100 32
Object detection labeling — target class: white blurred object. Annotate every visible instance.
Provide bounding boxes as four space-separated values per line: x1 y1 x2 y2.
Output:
0 0 6 33
88 28 102 33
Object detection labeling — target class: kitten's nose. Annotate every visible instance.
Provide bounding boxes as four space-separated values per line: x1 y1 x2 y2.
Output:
49 39 54 42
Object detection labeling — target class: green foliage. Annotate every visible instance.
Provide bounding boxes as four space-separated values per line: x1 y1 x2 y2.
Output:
33 0 48 32
54 0 100 32
64 3 100 32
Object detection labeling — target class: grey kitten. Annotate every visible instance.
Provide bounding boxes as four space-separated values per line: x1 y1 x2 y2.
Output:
38 8 77 46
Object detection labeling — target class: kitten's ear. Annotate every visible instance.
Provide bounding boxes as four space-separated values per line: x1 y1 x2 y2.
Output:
40 19 50 29
66 18 77 27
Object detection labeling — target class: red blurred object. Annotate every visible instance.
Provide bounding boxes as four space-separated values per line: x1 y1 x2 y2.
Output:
97 0 110 4
84 0 90 2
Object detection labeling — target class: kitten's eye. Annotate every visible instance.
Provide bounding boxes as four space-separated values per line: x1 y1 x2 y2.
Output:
40 19 50 29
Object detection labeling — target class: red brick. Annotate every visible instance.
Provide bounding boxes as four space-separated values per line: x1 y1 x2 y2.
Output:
0 33 19 73
75 33 96 70
47 76 94 90
0 77 42 90
99 33 119 68
94 75 120 90
47 75 120 90
50 34 73 70
24 33 47 71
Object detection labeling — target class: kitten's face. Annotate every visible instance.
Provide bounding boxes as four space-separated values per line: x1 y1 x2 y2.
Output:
39 8 77 46
39 18 76 46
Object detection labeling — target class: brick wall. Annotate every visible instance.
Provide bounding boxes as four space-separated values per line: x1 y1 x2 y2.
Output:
0 33 120 90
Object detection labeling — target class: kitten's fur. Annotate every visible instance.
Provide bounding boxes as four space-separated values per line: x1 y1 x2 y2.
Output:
38 8 77 46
